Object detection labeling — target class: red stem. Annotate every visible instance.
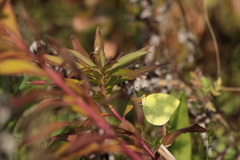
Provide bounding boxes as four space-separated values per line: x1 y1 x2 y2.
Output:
43 65 113 135
108 103 123 121
107 104 159 160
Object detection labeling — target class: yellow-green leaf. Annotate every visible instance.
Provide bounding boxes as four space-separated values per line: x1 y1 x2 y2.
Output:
0 59 47 77
106 51 149 73
43 54 83 70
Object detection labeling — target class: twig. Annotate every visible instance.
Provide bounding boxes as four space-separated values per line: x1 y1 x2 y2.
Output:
204 0 221 77
176 0 189 31
221 86 240 92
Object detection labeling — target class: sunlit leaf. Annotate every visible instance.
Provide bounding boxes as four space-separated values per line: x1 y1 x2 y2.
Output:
27 78 84 87
43 54 83 70
112 68 139 80
94 27 105 67
0 1 21 38
68 49 96 68
123 101 133 118
0 59 47 77
106 50 149 73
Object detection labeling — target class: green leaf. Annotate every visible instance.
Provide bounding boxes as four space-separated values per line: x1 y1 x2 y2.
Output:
105 76 118 95
207 123 215 160
68 49 96 68
43 54 83 70
112 69 139 80
168 93 192 160
15 74 29 93
123 101 133 118
106 50 149 73
94 27 106 67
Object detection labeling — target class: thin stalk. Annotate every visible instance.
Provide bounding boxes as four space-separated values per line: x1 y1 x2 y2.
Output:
204 0 221 77
221 87 240 92
107 103 123 122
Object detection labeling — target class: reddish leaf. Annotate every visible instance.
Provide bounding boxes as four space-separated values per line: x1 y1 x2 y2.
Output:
57 133 111 157
20 121 71 147
162 124 207 147
32 98 68 114
71 35 91 59
10 89 62 108
0 50 32 60
27 80 57 86
118 120 141 143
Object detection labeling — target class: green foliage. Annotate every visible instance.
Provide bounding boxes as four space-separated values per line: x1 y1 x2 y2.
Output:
168 93 192 160
207 123 215 160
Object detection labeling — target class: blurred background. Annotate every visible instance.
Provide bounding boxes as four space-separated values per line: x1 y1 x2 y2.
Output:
2 0 240 159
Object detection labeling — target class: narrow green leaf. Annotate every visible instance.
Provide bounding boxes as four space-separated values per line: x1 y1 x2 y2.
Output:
15 74 29 93
112 69 139 80
123 101 133 118
94 27 106 67
168 93 192 160
43 54 83 70
105 76 118 95
106 51 149 73
68 49 96 68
